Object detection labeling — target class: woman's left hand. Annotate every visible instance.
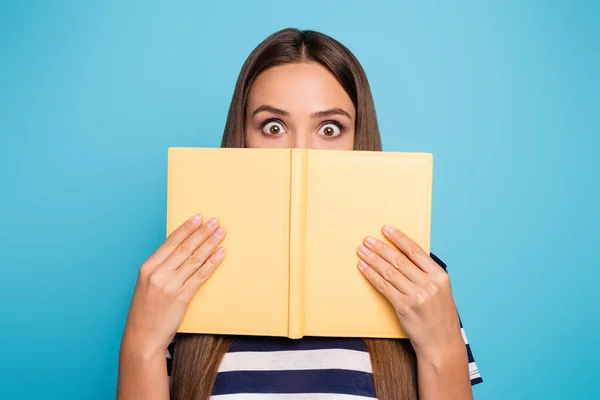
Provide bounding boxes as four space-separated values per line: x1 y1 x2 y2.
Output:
356 224 464 359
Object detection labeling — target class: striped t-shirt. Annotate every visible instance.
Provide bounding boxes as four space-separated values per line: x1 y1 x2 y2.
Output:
166 254 483 398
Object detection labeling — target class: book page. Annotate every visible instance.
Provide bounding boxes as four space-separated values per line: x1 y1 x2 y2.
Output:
167 147 291 337
303 150 433 338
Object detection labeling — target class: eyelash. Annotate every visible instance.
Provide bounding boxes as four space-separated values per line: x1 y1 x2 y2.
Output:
258 119 348 137
324 120 348 132
259 118 284 130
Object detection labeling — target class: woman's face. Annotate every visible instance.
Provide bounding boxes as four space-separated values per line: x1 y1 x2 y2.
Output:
245 62 355 150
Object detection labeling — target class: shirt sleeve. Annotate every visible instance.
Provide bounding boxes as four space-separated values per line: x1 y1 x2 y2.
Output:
166 339 176 377
430 253 483 386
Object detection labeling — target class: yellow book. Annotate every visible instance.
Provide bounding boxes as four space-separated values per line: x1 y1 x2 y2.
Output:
166 147 433 339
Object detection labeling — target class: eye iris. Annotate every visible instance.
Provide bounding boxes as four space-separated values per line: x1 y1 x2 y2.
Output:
269 124 280 134
324 126 335 136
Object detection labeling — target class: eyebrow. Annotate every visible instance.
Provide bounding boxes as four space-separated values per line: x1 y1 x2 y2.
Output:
252 105 290 117
311 108 352 119
252 105 352 120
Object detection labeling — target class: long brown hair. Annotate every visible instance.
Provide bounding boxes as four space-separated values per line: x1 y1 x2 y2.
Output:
171 28 417 400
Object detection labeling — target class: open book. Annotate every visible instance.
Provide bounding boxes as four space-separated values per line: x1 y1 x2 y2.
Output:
166 147 433 339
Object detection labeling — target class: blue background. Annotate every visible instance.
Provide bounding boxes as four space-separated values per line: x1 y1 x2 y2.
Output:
1 1 598 399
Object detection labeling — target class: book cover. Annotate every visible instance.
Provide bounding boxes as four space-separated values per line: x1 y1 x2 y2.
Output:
166 147 433 339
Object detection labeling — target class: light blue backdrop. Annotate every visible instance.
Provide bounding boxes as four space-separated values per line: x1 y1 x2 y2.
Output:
1 1 598 399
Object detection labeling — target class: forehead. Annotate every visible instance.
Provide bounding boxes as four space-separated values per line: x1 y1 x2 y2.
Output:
247 62 354 115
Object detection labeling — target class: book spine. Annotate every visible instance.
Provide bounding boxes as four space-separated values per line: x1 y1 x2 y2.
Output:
288 149 308 339
166 148 174 238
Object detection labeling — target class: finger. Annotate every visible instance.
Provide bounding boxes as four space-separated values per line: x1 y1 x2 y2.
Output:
363 236 426 284
357 245 415 295
357 259 412 318
382 225 439 274
160 217 221 271
146 214 203 269
180 247 226 302
170 226 226 287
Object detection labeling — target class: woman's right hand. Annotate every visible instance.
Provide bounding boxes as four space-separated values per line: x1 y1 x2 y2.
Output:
120 214 226 358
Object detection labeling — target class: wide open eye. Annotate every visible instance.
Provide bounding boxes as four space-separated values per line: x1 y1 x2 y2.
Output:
262 121 286 136
318 122 342 138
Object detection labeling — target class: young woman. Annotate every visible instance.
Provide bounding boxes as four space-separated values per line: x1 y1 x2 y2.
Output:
117 28 483 400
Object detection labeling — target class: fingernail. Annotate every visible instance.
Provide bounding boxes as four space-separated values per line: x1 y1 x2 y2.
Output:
192 214 202 225
358 260 369 270
207 217 218 228
383 225 395 234
214 227 225 237
215 247 226 260
365 236 376 246
358 246 370 256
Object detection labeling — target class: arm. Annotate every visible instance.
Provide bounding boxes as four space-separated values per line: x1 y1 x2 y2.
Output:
416 338 472 400
357 225 473 399
116 214 227 399
117 341 169 400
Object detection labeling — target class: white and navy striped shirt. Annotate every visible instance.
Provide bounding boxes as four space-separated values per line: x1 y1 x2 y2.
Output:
166 254 483 398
